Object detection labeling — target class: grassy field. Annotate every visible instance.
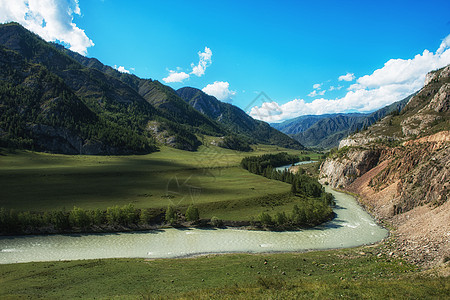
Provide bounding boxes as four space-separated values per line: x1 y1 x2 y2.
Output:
0 243 447 299
0 147 447 299
0 145 320 221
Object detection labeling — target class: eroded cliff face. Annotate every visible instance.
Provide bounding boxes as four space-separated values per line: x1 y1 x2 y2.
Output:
319 65 450 268
319 148 381 188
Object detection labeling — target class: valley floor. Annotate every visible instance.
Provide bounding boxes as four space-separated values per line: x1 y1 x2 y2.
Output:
1 146 448 299
0 145 315 223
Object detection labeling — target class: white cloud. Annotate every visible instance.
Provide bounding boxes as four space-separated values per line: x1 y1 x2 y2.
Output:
313 83 322 89
308 90 326 97
191 47 212 77
329 85 343 91
0 0 94 55
437 34 450 55
338 72 355 82
162 47 212 83
114 65 131 74
162 70 190 83
202 81 236 102
250 35 450 122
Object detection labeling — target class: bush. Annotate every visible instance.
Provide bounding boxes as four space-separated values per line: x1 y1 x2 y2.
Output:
210 216 223 227
165 205 176 224
139 209 152 225
69 206 90 228
185 205 200 222
274 212 288 226
259 212 273 226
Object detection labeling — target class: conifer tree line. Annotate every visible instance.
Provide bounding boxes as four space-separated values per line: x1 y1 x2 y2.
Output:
241 153 335 228
0 204 163 235
0 203 204 235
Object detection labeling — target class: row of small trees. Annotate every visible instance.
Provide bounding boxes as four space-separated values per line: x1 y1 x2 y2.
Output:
258 200 333 228
165 204 200 225
0 202 206 234
240 153 335 228
0 204 162 234
240 152 300 175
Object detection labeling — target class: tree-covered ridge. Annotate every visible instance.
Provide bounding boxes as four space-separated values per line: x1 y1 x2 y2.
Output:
177 87 304 150
0 46 156 154
0 23 214 152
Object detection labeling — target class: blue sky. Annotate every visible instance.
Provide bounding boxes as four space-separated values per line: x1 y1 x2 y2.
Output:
1 0 450 122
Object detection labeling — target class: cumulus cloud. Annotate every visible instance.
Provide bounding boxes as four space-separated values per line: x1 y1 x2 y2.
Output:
191 47 212 77
0 0 94 55
308 89 326 97
338 72 355 82
202 81 236 102
250 35 450 122
162 47 212 83
114 65 131 74
313 83 322 89
162 70 190 83
329 85 343 91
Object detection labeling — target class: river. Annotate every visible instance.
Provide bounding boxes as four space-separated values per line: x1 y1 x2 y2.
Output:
0 186 387 264
274 160 318 172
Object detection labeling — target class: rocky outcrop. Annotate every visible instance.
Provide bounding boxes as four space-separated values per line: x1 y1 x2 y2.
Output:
321 134 449 268
319 148 381 188
320 65 450 268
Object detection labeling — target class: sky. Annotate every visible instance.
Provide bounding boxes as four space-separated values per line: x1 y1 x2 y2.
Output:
1 0 450 123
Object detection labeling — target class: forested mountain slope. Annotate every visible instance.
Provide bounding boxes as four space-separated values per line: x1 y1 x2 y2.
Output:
177 87 304 149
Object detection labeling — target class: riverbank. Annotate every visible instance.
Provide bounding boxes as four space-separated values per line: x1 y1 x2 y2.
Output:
0 186 387 264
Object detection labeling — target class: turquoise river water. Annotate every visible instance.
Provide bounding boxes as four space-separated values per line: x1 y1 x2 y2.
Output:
0 186 388 264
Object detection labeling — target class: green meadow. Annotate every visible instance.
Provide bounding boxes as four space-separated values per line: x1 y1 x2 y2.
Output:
0 145 319 221
0 147 448 299
0 244 447 299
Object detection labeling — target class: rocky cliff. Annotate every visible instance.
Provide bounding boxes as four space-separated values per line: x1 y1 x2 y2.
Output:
320 65 450 268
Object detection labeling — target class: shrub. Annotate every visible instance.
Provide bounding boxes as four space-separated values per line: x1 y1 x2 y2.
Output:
69 206 90 228
259 212 273 226
185 205 200 222
165 205 176 224
210 216 223 227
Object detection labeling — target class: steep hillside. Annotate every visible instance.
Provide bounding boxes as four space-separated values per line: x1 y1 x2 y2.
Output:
0 23 227 152
320 65 450 268
0 45 155 154
62 49 226 137
273 99 408 149
177 87 304 149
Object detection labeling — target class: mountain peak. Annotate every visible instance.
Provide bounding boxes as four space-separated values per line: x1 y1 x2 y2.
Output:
177 87 304 150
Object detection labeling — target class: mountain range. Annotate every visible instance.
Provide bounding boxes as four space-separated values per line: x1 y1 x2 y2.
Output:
0 22 302 154
272 98 410 149
176 87 302 150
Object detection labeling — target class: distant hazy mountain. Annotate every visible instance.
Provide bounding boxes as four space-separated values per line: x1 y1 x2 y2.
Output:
271 113 367 136
177 87 304 149
272 98 409 149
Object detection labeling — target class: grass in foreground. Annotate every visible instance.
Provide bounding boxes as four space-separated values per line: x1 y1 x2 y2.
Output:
0 244 447 299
